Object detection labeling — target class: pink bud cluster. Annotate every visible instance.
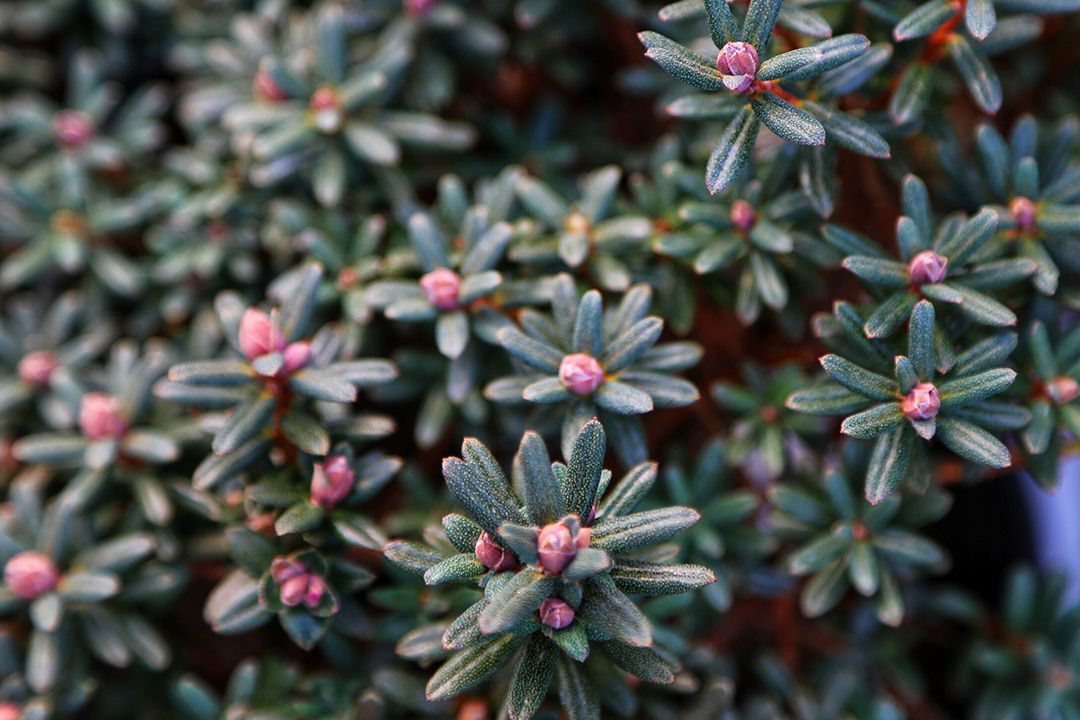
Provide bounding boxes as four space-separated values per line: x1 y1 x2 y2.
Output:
271 557 333 610
539 597 575 629
239 308 311 376
902 382 940 421
310 455 355 508
908 250 948 286
1010 196 1037 234
79 392 127 440
52 110 94 147
17 350 55 386
474 531 517 572
537 519 590 575
420 268 462 310
3 550 60 600
716 41 759 94
559 354 604 396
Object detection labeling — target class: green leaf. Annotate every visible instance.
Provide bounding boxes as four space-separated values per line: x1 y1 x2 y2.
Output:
610 560 716 596
638 32 727 91
443 454 527 538
787 531 851 574
820 355 897 401
799 558 848 617
750 93 825 147
167 360 254 386
742 0 784 51
579 574 653 647
590 506 700 554
478 568 554 635
935 416 1012 467
908 300 936 380
865 426 912 504
804 101 890 158
894 0 955 41
515 431 565 525
280 411 330 456
841 402 906 439
703 0 739 47
383 540 447 575
786 382 869 415
866 291 918 338
937 207 998 265
947 284 1017 327
555 652 599 720
212 393 275 455
507 636 556 720
552 623 590 662
597 461 657 517
966 0 997 40
889 62 931 125
784 34 872 82
443 513 484 553
497 327 563 373
289 369 358 403
948 34 1002 114
435 311 470 360
706 106 760 195
426 634 522 701
757 47 824 82
938 368 1016 408
563 548 613 581
843 256 910 287
424 553 488 585
596 641 675 684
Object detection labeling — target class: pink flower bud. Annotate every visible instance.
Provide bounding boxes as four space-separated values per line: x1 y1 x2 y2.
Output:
576 526 591 549
1010 196 1037 234
78 392 126 439
1048 376 1080 406
902 382 940 421
908 250 948 285
405 0 437 14
279 574 309 607
310 87 341 111
271 557 306 583
310 455 355 508
419 268 462 310
253 69 287 102
716 42 759 94
52 110 94 147
539 597 575 629
474 531 517 572
17 350 55 386
303 574 330 608
537 522 577 574
558 354 604 396
730 199 757 232
239 308 285 360
0 702 20 720
3 550 59 600
282 341 311 374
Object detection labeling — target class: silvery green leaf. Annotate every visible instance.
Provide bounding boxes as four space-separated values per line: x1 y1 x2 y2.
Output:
706 107 759 195
889 62 932 125
383 540 448 574
506 636 557 720
459 271 502 304
595 381 653 414
596 641 675 684
436 311 470 359
212 393 275 455
638 32 727 92
703 0 739 47
274 501 324 536
610 559 715 596
578 574 652 647
344 122 400 166
289 369 357 402
424 553 488 585
563 547 613 581
194 436 272 490
590 506 700 554
523 377 571 403
804 101 891 158
742 0 784 51
333 513 388 551
58 572 120 602
750 93 825 147
443 455 528 538
597 462 658 518
556 652 599 720
757 47 824 82
497 327 563 373
935 416 1012 467
121 430 180 464
948 34 1001 115
893 0 955 41
426 634 521 701
515 431 564 524
865 426 912 504
478 568 553 634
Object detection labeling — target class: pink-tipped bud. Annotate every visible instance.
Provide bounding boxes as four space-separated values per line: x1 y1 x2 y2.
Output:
537 522 577 575
239 308 285 360
302 574 328 608
716 41 759 94
576 526 591 549
279 574 309 606
1048 376 1080 406
282 341 311 374
419 268 462 310
902 382 940 421
310 87 341 111
539 597 575 629
1010 196 1037 234
17 350 55 386
52 110 94 147
0 701 20 720
253 69 287 102
271 557 306 583
78 392 126 439
3 550 59 600
559 354 604 396
908 250 948 285
730 199 757 232
474 531 517 572
405 0 437 14
310 455 354 508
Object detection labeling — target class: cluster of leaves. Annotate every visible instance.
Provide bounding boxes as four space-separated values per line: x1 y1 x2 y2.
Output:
1 0 1080 718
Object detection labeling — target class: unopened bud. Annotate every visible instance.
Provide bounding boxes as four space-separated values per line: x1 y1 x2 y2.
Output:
559 354 604 396
902 382 940 420
3 550 59 600
908 250 948 285
539 597 575 629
